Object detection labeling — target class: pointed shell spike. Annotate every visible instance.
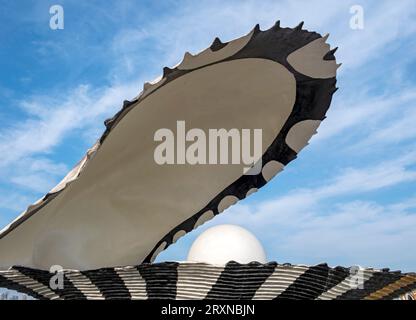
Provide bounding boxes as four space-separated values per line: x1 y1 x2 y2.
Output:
212 37 223 46
322 33 330 41
210 37 226 51
163 66 173 77
253 23 261 35
329 47 338 55
273 20 281 30
295 21 304 30
184 51 193 59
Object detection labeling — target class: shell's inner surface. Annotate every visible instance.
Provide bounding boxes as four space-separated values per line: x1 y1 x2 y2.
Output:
0 58 296 270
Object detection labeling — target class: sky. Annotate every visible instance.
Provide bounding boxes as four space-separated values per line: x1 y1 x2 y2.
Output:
0 0 415 272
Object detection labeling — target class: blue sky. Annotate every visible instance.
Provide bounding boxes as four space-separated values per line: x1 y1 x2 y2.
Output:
0 0 415 271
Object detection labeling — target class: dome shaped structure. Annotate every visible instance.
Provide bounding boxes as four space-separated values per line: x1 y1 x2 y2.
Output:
187 224 267 264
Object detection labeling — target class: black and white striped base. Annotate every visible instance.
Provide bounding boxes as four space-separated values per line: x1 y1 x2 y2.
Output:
1 262 415 300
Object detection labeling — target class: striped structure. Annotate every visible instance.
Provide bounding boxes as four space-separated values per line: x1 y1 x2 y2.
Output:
1 262 415 300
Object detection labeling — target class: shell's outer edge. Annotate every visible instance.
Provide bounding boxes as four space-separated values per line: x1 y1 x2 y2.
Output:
0 22 339 268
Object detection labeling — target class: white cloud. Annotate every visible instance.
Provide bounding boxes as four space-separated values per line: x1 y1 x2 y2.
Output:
221 151 416 226
316 89 416 142
275 200 416 270
316 152 416 197
0 158 67 216
355 104 416 148
0 83 139 215
0 83 138 169
9 160 67 193
336 0 416 71
108 0 416 76
0 191 34 213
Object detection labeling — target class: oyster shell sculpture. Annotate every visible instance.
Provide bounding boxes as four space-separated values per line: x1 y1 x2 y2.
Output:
0 22 339 270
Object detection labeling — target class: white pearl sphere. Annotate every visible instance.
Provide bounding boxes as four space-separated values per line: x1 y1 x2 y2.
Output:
187 224 266 265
